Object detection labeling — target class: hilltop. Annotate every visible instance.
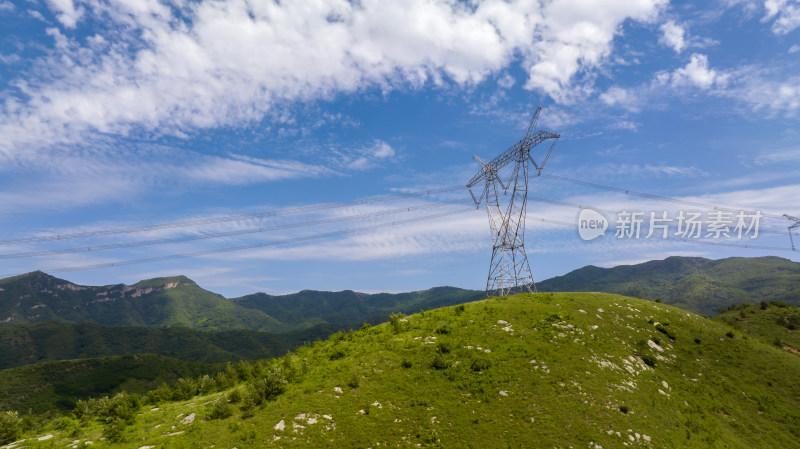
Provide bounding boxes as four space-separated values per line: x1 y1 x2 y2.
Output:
715 301 800 350
6 293 799 448
537 256 800 315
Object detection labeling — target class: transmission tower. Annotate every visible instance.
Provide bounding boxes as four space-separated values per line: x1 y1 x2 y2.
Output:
785 214 800 250
467 106 560 296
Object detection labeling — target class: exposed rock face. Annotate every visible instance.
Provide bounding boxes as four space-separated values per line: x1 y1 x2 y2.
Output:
0 271 197 324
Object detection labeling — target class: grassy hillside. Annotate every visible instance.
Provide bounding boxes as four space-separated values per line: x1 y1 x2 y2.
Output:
8 293 800 448
538 256 800 316
715 301 800 350
0 271 286 332
0 354 218 414
232 286 484 328
0 321 343 370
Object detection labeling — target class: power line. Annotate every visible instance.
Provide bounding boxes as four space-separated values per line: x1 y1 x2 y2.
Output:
0 185 464 246
525 214 795 252
0 202 464 260
525 195 788 236
5 208 477 276
540 173 786 220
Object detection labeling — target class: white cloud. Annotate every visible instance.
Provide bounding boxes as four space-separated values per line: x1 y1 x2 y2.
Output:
659 20 686 53
497 73 516 89
790 44 800 53
330 139 397 171
599 86 641 112
45 0 84 28
669 53 728 89
1 0 667 160
524 0 667 102
764 0 800 34
608 120 640 131
0 1 14 12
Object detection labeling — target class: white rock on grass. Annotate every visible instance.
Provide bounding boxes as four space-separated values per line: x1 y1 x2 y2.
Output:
499 390 508 396
647 340 664 352
274 420 285 431
38 435 53 441
334 386 343 394
181 413 195 424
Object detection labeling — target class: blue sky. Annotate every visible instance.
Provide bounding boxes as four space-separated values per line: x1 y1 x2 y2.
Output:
0 0 798 297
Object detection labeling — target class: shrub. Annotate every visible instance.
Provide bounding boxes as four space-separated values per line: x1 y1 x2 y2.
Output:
56 416 75 431
401 359 413 368
640 354 656 367
656 325 676 340
227 388 242 403
726 331 735 339
454 304 466 315
430 354 449 370
207 398 232 420
173 377 198 400
198 374 216 395
146 383 174 404
0 411 22 445
361 322 371 331
347 372 360 389
235 360 254 381
694 338 702 344
435 342 451 354
619 405 629 414
433 324 450 335
389 313 406 333
102 417 125 443
470 357 491 372
247 368 288 405
760 301 768 310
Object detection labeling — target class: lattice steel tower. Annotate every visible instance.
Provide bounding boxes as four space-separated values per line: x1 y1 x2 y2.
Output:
785 214 800 250
467 106 560 296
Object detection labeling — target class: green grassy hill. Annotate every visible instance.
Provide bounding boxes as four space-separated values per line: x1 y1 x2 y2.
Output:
8 293 799 448
0 354 218 414
538 256 800 316
0 321 343 370
715 301 800 350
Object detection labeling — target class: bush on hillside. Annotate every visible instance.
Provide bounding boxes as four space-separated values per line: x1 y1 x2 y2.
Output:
0 411 22 445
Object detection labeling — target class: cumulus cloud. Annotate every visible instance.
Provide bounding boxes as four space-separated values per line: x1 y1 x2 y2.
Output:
668 53 728 89
659 20 686 53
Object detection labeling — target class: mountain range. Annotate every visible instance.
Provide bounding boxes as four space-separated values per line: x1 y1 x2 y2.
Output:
537 255 800 315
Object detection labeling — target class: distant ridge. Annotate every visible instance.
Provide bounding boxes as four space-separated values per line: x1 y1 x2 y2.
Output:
537 256 800 315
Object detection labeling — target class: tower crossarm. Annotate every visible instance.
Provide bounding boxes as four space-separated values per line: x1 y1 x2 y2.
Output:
466 130 560 188
785 214 800 229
